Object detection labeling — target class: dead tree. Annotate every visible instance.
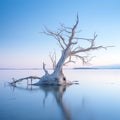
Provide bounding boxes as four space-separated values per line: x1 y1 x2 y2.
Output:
35 15 107 85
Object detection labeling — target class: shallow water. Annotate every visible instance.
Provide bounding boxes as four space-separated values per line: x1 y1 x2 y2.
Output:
0 69 120 120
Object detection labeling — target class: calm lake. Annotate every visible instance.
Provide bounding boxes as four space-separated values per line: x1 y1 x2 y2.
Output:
0 69 120 120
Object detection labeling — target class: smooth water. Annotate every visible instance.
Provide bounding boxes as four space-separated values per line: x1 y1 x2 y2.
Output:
0 69 120 120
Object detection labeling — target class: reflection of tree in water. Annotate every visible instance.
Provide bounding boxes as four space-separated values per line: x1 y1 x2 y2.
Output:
39 85 72 120
10 84 94 120
36 86 94 120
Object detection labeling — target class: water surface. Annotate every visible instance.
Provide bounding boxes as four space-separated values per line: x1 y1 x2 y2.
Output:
0 69 120 120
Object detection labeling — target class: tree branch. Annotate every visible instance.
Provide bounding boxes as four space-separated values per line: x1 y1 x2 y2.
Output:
43 27 68 49
73 33 97 42
72 46 107 55
68 15 79 45
43 62 49 75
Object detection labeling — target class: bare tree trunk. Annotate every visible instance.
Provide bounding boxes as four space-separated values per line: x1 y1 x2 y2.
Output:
53 49 68 78
36 48 71 85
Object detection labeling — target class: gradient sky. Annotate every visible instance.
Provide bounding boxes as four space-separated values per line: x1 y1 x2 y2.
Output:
0 0 120 68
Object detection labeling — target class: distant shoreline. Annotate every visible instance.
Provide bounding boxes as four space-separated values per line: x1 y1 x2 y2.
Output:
74 67 120 70
0 67 120 70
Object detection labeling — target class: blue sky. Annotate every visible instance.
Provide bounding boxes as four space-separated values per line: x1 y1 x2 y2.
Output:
0 0 120 68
